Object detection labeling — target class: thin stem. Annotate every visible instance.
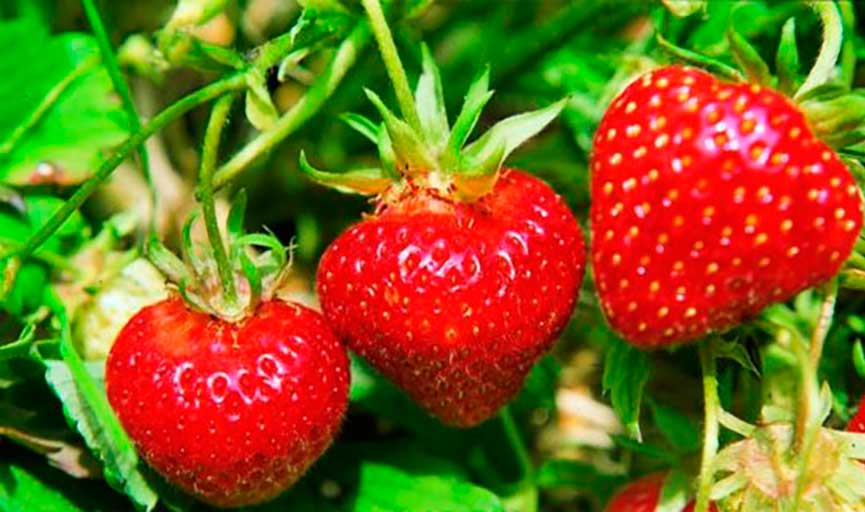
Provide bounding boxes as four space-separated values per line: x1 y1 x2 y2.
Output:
791 329 820 509
359 0 422 132
199 95 237 304
2 73 247 263
810 278 838 365
211 23 370 190
795 1 843 99
499 406 534 481
695 340 719 512
81 0 156 234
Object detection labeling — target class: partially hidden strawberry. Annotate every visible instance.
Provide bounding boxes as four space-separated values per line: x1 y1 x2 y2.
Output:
605 473 716 512
106 194 349 508
848 394 865 433
304 46 584 426
590 65 863 348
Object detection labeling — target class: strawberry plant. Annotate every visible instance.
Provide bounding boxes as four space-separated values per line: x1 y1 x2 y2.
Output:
5 1 865 512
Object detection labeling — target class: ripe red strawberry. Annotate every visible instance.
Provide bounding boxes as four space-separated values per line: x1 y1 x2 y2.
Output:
606 473 716 512
106 298 349 507
304 45 582 426
591 65 863 347
318 170 584 426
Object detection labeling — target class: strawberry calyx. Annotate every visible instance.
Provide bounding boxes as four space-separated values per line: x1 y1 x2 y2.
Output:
147 190 292 323
300 44 566 203
710 423 865 511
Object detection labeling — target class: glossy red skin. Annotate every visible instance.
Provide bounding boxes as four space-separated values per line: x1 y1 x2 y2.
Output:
318 170 585 427
106 298 349 508
591 66 863 348
605 473 716 512
848 395 865 433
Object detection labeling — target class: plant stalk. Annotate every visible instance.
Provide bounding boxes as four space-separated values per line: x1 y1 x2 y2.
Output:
695 340 719 512
359 0 422 133
211 23 370 190
81 0 155 234
198 95 237 305
3 73 247 263
500 406 534 481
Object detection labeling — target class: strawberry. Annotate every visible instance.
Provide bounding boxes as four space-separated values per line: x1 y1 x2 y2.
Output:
106 297 349 507
318 169 584 426
590 65 863 348
605 473 716 512
302 46 583 426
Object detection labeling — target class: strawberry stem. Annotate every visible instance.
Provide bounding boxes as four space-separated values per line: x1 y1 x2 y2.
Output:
792 280 838 507
499 406 534 482
795 0 843 99
199 94 238 306
695 339 719 512
360 0 423 134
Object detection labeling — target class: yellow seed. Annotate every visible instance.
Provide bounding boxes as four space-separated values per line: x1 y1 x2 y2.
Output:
658 307 669 318
650 281 660 293
685 307 697 318
610 153 622 165
625 101 637 113
755 233 768 245
787 246 799 257
781 220 793 232
706 262 719 274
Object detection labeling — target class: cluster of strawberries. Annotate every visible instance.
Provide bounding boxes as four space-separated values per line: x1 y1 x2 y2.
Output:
104 65 863 508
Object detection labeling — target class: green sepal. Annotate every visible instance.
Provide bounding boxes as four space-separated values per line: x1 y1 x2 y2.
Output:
776 18 800 95
245 69 280 131
661 0 706 18
299 150 392 195
377 124 399 178
453 142 505 202
655 34 741 82
800 91 865 148
365 88 436 172
445 66 493 168
146 238 191 285
341 112 380 143
180 212 207 278
727 25 771 86
226 189 248 243
461 98 567 175
415 43 449 151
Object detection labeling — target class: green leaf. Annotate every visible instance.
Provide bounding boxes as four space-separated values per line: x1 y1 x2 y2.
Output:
0 461 127 512
156 29 246 72
365 88 436 171
299 151 392 195
776 18 800 95
0 20 129 184
602 338 650 440
353 463 505 512
446 67 493 165
535 460 625 503
341 112 380 144
649 400 700 454
414 43 449 149
245 69 280 131
460 98 566 175
610 435 677 463
40 296 159 511
714 338 759 376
